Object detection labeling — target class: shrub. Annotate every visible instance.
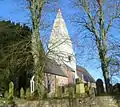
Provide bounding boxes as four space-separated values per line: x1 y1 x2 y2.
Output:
20 87 25 99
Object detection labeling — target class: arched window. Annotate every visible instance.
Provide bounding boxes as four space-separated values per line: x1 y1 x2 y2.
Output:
68 56 72 61
48 80 51 92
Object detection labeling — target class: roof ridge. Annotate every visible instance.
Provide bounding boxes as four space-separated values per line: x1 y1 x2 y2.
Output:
77 65 95 82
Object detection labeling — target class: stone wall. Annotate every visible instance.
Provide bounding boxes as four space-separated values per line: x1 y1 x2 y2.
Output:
16 96 120 107
96 96 120 107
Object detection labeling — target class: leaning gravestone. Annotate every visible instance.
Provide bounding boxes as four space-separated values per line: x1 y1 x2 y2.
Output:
96 79 104 95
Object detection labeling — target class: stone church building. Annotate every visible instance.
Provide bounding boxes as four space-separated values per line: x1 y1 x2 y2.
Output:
30 9 96 95
43 9 96 94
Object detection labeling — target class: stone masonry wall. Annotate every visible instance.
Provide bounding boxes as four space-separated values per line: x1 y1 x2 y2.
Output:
17 96 120 107
96 96 120 107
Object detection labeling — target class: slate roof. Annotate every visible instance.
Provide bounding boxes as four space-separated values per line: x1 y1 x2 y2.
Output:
45 59 95 83
45 59 68 77
76 65 95 83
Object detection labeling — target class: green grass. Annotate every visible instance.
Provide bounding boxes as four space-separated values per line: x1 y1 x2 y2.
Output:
0 98 7 106
14 98 26 104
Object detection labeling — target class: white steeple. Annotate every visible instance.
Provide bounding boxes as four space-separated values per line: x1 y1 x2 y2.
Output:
48 9 78 78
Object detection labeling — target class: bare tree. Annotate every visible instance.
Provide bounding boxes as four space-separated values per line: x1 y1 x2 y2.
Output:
26 0 46 98
26 0 58 98
109 40 120 83
71 0 120 93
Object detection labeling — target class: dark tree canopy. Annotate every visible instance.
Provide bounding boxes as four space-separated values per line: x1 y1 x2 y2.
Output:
0 20 33 93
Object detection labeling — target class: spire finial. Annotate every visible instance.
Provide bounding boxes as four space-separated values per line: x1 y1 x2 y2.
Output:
58 8 61 12
57 8 62 18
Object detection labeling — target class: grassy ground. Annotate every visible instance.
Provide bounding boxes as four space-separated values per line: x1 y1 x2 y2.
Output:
0 98 26 106
0 98 6 107
0 96 120 107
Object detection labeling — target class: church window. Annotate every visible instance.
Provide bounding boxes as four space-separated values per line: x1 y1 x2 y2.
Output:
48 80 51 92
62 86 65 93
68 56 72 61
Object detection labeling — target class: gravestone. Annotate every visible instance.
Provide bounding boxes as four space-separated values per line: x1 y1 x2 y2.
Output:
76 78 85 94
30 75 35 94
56 86 62 97
96 79 104 95
113 83 120 94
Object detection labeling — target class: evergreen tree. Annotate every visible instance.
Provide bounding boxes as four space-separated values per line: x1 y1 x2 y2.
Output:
0 20 33 94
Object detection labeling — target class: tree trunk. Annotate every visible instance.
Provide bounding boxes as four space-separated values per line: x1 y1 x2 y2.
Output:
102 64 110 93
99 50 110 93
30 0 45 98
99 5 110 93
77 0 120 94
32 28 45 97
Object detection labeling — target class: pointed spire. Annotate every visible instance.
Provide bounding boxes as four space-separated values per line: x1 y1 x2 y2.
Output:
48 8 77 74
49 8 71 48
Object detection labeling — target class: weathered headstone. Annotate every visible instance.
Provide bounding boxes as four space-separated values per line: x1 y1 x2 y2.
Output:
113 83 120 94
96 79 104 95
56 86 62 97
76 78 85 94
30 75 35 94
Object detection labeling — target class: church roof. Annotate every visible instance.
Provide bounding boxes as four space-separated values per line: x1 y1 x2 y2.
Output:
45 59 68 77
45 61 95 83
77 65 95 83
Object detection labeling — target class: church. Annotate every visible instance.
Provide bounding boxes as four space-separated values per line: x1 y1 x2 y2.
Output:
43 9 96 94
30 9 96 95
